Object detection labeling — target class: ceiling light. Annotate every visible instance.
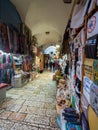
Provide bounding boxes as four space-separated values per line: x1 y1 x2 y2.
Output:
56 45 60 48
45 32 50 35
63 0 72 3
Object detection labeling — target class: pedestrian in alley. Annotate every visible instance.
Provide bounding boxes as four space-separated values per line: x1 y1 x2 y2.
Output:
64 60 69 79
49 58 52 71
39 60 43 73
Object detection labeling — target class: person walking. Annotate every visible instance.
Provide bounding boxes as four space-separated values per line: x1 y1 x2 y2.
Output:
64 60 69 79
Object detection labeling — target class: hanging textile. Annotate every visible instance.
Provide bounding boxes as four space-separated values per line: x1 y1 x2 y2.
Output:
76 61 82 81
0 52 14 84
90 83 98 115
81 112 90 130
71 0 90 28
83 76 93 104
81 94 89 119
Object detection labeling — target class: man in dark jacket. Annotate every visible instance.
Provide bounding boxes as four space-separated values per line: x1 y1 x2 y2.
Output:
64 60 69 79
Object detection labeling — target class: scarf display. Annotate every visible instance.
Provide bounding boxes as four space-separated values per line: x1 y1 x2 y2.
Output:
0 51 14 84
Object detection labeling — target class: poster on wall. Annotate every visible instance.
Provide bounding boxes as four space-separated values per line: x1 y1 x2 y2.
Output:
81 94 89 119
83 76 93 104
90 83 98 115
85 34 98 59
78 46 83 63
76 61 82 81
80 29 84 46
87 12 98 39
74 29 84 49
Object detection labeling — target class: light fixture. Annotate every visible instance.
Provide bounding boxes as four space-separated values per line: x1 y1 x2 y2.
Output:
63 0 72 3
45 32 50 35
56 45 60 48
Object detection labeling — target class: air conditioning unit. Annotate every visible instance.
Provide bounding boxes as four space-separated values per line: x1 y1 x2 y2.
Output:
63 0 72 3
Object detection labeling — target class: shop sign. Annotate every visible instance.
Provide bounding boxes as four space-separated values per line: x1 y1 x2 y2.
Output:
84 58 94 81
83 76 93 104
87 12 98 39
90 83 98 115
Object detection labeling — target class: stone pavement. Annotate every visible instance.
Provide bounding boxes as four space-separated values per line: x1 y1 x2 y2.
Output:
0 71 60 130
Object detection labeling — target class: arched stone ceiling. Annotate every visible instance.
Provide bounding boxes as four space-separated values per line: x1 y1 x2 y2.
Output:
10 0 73 46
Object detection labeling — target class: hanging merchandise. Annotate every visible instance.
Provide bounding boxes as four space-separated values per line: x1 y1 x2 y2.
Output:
76 61 82 81
66 122 82 130
74 29 84 48
86 12 98 59
62 107 80 124
70 42 74 53
71 0 90 28
0 23 10 52
81 94 89 120
78 46 83 63
0 51 14 84
22 56 32 72
80 29 84 46
85 34 98 59
84 58 94 81
90 83 98 115
83 76 93 104
80 112 90 130
71 95 76 109
75 78 81 98
56 88 71 109
74 92 80 113
74 37 79 49
88 106 98 130
93 59 98 85
56 116 61 129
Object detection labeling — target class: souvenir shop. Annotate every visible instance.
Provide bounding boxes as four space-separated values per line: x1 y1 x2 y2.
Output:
55 1 98 130
0 0 35 103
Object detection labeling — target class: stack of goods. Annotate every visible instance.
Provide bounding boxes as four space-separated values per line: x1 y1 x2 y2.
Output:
19 70 30 83
56 79 71 114
53 69 64 81
81 76 98 130
22 72 30 83
11 74 22 87
57 79 67 88
61 108 82 130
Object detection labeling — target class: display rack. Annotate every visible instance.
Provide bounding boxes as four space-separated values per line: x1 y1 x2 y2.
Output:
59 1 98 130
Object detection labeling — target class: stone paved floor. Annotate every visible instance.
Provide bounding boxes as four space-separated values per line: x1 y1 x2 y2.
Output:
0 71 59 130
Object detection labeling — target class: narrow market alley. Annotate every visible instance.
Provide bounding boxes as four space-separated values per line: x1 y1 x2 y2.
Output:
0 71 59 130
0 0 98 130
